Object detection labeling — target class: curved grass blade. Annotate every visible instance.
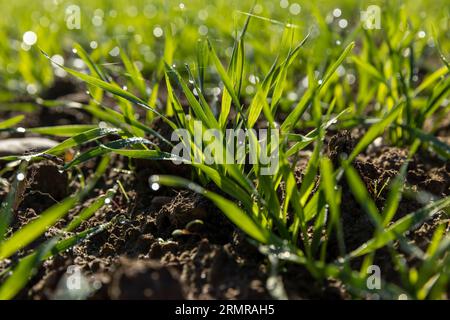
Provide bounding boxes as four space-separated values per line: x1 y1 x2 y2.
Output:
42 51 175 127
28 125 97 137
64 137 155 169
0 156 110 260
0 161 28 243
349 196 450 258
348 103 404 162
0 219 115 299
0 115 25 130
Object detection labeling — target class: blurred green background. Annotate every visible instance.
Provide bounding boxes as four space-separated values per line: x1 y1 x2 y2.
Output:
0 0 448 118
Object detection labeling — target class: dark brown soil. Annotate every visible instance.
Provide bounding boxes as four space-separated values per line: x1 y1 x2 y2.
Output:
0 100 449 300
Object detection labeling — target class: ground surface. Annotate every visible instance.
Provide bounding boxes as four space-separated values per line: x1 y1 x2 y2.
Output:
1 93 448 299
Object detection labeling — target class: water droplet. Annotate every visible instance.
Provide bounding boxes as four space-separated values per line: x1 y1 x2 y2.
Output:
92 15 103 27
198 25 208 36
287 92 298 101
198 9 208 20
17 173 25 181
90 41 98 49
51 54 64 66
346 73 356 85
73 58 85 69
92 280 102 290
23 31 37 46
151 182 160 191
104 198 111 204
153 26 163 38
418 30 426 39
289 3 301 15
279 0 289 9
332 8 342 18
338 19 348 29
249 74 259 84
26 84 38 95
109 46 120 57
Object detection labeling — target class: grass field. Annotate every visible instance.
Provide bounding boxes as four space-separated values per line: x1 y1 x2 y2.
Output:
0 0 449 300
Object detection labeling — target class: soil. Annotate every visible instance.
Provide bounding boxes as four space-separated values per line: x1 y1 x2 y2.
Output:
0 83 449 300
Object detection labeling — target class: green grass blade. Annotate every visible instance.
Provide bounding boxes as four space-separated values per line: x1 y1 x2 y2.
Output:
28 125 97 137
0 115 25 130
348 103 404 162
349 196 450 258
65 137 155 169
0 161 28 243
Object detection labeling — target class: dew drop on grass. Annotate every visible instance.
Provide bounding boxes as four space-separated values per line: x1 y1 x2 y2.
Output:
332 8 342 18
92 15 103 27
280 0 289 9
73 58 85 69
90 41 98 49
93 280 102 290
16 173 25 181
338 19 348 29
104 198 111 205
51 54 64 66
148 174 160 190
289 3 301 15
153 26 164 38
346 73 356 85
23 31 37 46
198 9 208 20
151 182 160 191
198 25 208 36
26 84 38 95
287 92 298 101
109 46 120 57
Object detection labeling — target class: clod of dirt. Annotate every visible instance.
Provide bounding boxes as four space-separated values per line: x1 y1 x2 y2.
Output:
28 161 68 201
327 130 356 167
0 138 58 156
108 258 185 299
155 191 208 231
